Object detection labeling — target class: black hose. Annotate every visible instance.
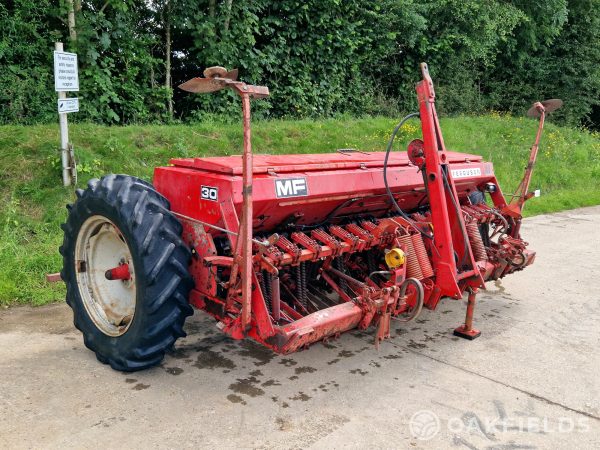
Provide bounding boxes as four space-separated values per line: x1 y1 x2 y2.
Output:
382 112 431 238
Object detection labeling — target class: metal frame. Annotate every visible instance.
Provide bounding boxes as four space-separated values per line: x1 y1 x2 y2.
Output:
150 64 545 352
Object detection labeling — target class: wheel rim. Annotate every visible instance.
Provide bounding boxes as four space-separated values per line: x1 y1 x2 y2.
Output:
75 215 136 337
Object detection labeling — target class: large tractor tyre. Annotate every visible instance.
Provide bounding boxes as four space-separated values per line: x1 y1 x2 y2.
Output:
60 174 194 372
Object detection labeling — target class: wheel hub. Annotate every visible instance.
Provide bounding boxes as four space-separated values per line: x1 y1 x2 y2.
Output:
75 216 136 336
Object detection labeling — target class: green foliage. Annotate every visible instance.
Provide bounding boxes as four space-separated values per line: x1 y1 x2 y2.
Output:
74 1 170 124
0 1 599 126
175 0 405 119
0 0 63 124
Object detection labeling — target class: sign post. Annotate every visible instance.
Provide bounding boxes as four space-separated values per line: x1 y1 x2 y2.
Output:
54 42 79 186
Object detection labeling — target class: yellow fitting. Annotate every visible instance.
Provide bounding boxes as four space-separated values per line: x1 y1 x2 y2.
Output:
385 248 406 269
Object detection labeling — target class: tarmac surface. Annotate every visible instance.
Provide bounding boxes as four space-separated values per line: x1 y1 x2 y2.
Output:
1 206 599 449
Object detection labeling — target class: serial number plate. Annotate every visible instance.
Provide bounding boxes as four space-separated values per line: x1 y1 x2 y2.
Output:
451 167 482 179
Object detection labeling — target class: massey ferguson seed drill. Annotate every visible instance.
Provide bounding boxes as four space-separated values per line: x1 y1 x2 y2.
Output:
60 64 561 371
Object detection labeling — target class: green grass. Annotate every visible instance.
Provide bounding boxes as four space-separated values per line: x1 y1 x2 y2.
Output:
1 114 599 307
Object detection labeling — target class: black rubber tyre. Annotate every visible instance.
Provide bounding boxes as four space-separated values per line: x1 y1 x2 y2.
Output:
60 174 194 371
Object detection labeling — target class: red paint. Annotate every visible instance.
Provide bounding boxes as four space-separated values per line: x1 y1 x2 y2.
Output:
151 64 541 353
105 264 131 281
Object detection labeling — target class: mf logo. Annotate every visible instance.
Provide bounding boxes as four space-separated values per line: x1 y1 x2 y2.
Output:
275 178 308 198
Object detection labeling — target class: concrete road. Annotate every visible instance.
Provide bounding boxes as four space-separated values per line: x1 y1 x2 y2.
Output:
1 207 599 449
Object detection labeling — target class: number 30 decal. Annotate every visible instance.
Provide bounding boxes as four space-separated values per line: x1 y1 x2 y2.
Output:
201 185 218 201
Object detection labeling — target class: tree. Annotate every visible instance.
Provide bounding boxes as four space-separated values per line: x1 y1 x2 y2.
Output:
162 0 173 120
1 0 599 126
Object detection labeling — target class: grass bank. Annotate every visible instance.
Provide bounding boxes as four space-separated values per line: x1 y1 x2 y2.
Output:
1 114 599 306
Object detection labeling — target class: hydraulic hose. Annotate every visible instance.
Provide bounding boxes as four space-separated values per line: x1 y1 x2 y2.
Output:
382 112 432 238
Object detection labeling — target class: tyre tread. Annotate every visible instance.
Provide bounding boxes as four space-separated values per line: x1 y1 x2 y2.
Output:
61 174 193 372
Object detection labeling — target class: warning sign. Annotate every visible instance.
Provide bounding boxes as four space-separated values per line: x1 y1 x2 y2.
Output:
54 51 79 92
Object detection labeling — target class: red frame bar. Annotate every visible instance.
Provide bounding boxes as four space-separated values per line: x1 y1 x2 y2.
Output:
415 63 483 297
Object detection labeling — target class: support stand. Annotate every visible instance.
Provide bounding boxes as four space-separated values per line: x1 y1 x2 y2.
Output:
454 288 481 340
375 311 391 348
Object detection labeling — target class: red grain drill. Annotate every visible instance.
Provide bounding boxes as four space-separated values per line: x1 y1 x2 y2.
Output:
59 64 560 371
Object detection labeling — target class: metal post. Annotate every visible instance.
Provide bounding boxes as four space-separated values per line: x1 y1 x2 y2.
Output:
240 92 253 330
463 292 475 330
56 42 72 187
416 63 461 299
453 288 481 340
504 108 547 234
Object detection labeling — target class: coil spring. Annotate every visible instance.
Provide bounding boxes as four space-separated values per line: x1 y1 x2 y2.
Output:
397 234 423 280
295 262 308 308
334 257 349 294
411 233 434 279
260 270 272 312
367 250 378 273
466 220 488 262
